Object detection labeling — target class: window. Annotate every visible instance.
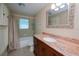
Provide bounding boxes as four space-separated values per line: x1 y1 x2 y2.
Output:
19 18 29 29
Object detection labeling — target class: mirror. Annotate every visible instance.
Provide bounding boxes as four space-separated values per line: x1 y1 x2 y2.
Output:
47 3 75 28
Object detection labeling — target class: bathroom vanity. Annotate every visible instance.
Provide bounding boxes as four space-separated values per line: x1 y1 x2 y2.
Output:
33 33 79 56
33 36 63 56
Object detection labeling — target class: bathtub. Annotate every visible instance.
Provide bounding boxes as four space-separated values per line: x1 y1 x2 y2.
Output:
19 36 33 48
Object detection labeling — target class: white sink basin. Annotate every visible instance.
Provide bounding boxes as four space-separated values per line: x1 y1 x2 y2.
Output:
43 37 57 42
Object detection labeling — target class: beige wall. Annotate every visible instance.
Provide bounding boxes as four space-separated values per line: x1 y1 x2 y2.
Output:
35 3 79 39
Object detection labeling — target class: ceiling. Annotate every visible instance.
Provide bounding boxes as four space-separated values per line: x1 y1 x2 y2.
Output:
7 3 49 16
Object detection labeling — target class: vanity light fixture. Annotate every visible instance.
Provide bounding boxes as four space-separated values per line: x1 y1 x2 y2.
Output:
60 4 65 8
51 3 67 11
51 4 56 9
54 8 59 11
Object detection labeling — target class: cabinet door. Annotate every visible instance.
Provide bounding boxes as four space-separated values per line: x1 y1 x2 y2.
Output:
44 45 57 56
0 4 8 25
37 39 45 56
34 37 46 56
41 41 63 56
0 4 3 25
3 4 8 25
39 41 56 56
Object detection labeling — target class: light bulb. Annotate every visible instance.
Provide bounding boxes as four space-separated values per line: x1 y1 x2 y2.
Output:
60 4 65 8
51 4 56 9
54 8 59 11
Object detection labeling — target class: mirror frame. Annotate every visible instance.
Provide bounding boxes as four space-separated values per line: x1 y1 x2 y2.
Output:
46 3 75 28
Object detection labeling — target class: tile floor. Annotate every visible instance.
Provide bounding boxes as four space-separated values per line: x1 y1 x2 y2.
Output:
8 46 34 56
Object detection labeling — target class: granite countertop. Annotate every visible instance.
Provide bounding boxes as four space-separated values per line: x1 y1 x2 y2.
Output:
34 34 79 56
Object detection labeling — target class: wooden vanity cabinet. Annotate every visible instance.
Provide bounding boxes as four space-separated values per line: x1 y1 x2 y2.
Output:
33 36 63 56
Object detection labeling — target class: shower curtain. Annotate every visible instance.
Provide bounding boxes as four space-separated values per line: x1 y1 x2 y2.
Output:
8 15 20 52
